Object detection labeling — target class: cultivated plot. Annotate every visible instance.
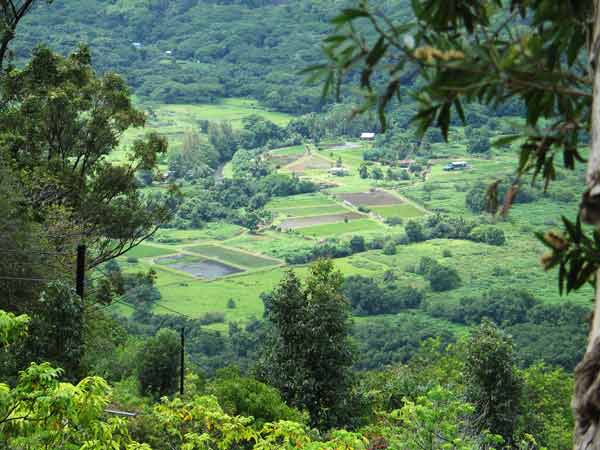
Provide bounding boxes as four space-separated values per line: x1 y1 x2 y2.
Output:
124 244 177 259
185 244 280 269
279 212 366 230
371 204 425 219
156 254 243 279
337 190 403 206
298 219 385 237
284 154 333 174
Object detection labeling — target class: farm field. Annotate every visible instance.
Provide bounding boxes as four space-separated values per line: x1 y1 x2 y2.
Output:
155 254 244 279
280 212 366 230
297 219 385 237
185 244 281 268
371 204 425 219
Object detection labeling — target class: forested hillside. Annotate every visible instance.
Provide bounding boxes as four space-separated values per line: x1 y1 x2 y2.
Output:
14 0 408 112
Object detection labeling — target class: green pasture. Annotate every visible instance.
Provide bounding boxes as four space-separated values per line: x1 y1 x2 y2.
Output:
185 244 281 268
371 204 426 219
266 193 339 209
121 244 177 259
151 223 244 244
110 98 293 163
270 145 306 156
223 231 317 259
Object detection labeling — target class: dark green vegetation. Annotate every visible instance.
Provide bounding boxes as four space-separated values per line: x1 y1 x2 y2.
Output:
1 0 597 449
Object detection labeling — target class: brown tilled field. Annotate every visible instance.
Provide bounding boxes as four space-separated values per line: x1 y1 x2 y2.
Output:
337 190 403 206
280 212 365 230
285 155 333 173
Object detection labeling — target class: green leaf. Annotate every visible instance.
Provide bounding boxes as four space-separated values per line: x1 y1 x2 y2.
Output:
331 8 369 25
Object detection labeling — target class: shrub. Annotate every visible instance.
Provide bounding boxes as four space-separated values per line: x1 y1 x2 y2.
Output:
385 217 404 226
383 242 397 255
442 249 453 258
227 299 237 309
349 235 366 253
127 256 139 264
469 225 506 246
427 265 461 292
405 220 425 242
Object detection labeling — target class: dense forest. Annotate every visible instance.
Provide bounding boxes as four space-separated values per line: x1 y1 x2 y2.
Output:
2 0 600 449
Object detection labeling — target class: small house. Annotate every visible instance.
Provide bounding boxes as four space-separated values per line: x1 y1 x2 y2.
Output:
443 161 469 171
360 132 375 140
132 42 143 49
165 50 173 56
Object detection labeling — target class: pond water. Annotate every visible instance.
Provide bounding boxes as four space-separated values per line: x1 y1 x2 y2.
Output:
167 259 243 279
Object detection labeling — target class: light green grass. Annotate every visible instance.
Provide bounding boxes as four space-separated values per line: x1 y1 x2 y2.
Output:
298 219 385 237
122 244 177 259
110 98 293 163
267 193 339 209
372 204 425 219
152 223 244 244
224 231 317 259
270 145 306 156
185 244 280 268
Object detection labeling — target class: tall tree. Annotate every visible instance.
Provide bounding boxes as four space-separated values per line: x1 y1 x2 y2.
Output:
258 259 356 430
316 2 600 446
465 321 522 444
138 328 181 399
0 45 177 268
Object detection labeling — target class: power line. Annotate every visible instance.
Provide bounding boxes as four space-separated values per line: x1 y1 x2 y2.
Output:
0 275 52 283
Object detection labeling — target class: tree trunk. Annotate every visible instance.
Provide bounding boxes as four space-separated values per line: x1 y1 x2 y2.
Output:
574 3 600 449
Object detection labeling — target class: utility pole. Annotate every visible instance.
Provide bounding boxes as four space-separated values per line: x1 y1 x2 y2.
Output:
75 244 86 299
180 327 185 396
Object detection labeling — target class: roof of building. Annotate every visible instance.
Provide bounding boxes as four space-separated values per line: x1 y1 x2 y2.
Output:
360 132 375 139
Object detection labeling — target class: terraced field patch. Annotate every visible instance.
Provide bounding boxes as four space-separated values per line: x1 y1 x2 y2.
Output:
156 254 243 279
124 244 177 259
298 219 385 237
284 154 333 174
267 193 339 209
372 204 425 219
337 190 403 206
280 212 365 230
274 205 350 217
186 244 280 268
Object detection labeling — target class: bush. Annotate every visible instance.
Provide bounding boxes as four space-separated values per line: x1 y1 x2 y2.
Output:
427 265 461 292
405 220 425 242
383 242 397 255
469 225 506 246
227 298 237 309
442 249 453 258
349 235 366 253
385 217 404 226
466 182 487 213
127 256 139 264
357 205 371 213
